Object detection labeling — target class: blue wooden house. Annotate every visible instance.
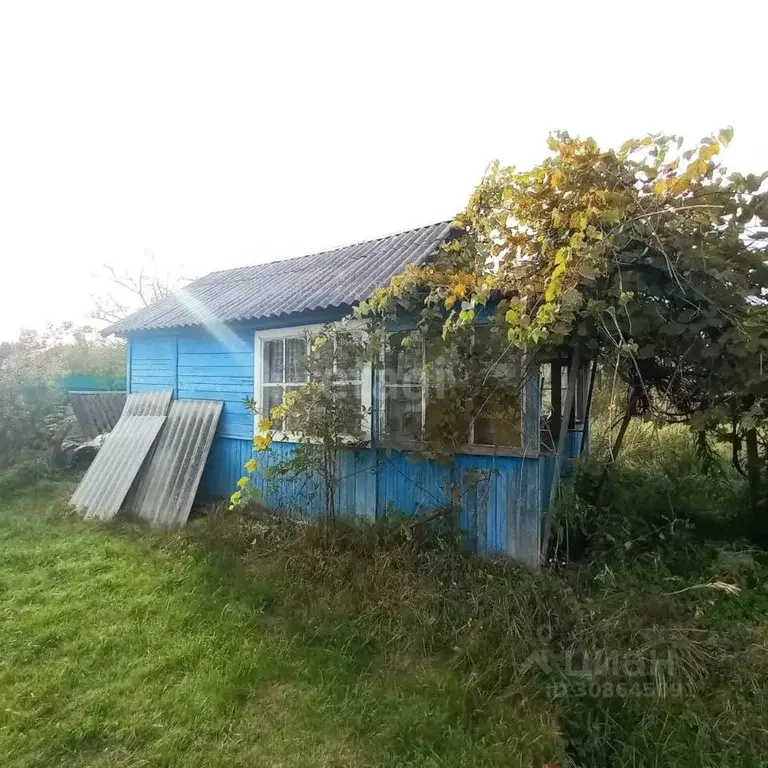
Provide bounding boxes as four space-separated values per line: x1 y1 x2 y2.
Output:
106 222 585 565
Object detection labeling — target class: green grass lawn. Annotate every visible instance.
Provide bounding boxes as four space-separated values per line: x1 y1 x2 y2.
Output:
3 478 768 768
0 483 556 768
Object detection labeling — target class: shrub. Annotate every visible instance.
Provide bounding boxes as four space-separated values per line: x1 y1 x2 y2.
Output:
0 367 66 468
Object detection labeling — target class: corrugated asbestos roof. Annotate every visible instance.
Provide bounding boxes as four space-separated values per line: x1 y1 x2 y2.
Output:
68 392 127 439
127 399 223 527
70 391 173 520
105 222 454 335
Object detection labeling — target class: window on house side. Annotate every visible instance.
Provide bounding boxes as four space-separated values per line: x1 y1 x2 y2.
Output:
469 325 523 448
541 362 585 424
382 331 424 442
256 326 370 438
261 336 308 431
381 327 524 449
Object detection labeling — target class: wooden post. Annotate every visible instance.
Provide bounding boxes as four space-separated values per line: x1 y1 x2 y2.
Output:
549 361 562 451
580 359 597 456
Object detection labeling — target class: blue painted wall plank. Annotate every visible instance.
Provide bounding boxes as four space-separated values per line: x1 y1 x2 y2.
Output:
129 337 176 391
126 340 132 394
200 437 543 564
176 352 253 367
177 368 253 379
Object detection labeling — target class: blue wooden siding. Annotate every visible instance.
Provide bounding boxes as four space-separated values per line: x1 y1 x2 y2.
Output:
176 328 254 440
126 314 552 566
129 335 177 392
128 327 255 440
199 436 541 565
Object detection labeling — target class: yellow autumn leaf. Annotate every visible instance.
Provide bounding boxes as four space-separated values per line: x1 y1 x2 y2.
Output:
570 211 588 231
551 262 567 281
445 295 456 310
619 138 640 155
545 278 561 303
270 404 288 420
550 169 565 189
699 142 720 162
653 180 666 196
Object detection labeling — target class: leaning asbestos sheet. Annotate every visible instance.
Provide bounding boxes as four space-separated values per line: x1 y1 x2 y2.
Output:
128 399 223 528
68 392 127 438
70 390 173 520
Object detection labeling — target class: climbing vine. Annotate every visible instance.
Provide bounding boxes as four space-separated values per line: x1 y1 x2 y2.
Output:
230 130 768 534
365 130 768 498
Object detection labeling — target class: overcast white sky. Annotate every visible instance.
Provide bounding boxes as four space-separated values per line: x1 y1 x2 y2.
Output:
1 0 766 340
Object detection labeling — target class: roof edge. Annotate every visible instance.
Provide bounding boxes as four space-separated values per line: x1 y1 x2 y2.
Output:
103 220 456 336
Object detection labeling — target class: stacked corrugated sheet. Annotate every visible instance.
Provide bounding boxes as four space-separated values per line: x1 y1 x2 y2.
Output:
71 390 224 527
127 399 223 527
71 391 173 520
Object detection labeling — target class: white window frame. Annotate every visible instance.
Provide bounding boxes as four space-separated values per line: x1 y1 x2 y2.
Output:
379 329 533 456
254 322 372 444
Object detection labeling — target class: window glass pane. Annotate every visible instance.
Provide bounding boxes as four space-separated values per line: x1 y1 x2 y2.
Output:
561 366 584 422
473 397 522 447
335 332 363 381
262 385 285 429
540 363 552 415
384 386 423 440
284 384 303 432
385 332 422 385
285 338 307 383
334 383 362 433
474 325 520 380
541 362 580 422
263 340 284 383
425 394 469 444
560 365 570 418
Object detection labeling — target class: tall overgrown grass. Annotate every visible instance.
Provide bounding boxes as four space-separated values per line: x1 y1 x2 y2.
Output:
554 420 750 566
200 444 768 768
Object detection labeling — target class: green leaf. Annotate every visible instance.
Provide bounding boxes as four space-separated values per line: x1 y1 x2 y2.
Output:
718 126 734 146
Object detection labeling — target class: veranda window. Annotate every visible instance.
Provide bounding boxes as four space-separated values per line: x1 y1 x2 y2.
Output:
381 327 525 449
382 331 425 441
540 359 586 450
255 325 370 437
469 325 523 448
